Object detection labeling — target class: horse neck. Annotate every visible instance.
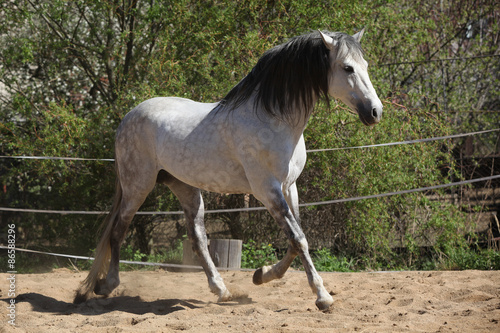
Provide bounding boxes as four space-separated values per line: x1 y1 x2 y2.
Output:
242 93 316 139
281 97 318 137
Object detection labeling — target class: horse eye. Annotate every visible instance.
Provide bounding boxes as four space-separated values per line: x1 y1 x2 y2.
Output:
344 65 354 73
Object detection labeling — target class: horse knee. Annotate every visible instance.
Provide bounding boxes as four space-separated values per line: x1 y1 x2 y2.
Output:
290 234 308 253
188 233 209 258
111 218 131 243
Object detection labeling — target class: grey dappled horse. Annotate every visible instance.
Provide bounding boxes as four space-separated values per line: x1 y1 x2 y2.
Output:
74 30 383 310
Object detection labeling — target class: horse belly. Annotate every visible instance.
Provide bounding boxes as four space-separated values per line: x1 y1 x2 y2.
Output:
160 152 251 194
151 109 251 194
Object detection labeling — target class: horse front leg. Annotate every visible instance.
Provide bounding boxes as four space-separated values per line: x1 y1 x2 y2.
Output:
255 185 334 311
253 183 300 284
253 244 298 284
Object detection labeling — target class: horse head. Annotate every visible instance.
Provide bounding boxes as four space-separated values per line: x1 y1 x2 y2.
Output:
319 30 383 126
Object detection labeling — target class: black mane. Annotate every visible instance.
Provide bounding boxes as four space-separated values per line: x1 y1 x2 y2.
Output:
218 31 363 122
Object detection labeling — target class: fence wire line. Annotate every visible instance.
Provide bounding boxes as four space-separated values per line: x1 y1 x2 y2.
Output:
378 53 500 66
307 128 500 152
0 245 414 273
0 245 249 271
0 156 114 162
1 128 498 161
1 174 498 215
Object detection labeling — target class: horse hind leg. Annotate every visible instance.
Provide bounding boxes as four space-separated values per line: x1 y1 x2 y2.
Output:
74 160 156 303
74 173 124 304
161 174 231 302
94 169 157 296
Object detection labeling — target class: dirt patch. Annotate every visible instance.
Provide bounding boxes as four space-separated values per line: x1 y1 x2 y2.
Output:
1 268 499 332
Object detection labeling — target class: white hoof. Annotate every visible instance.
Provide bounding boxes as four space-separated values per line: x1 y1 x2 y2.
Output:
218 289 233 302
316 293 334 311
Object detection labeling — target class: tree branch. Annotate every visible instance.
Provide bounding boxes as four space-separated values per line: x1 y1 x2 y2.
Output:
26 0 115 105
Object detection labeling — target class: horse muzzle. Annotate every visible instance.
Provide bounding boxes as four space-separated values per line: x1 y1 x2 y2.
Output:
356 101 383 126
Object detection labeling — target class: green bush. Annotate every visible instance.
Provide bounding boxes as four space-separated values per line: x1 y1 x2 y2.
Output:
1 0 498 272
312 248 354 272
437 247 500 271
241 240 278 269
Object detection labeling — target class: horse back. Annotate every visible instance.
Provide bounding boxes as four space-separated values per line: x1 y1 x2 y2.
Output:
115 97 306 194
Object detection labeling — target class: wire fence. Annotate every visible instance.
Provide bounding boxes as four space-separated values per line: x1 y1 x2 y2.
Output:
0 175 499 215
1 128 499 215
1 125 499 264
1 128 498 161
378 54 500 67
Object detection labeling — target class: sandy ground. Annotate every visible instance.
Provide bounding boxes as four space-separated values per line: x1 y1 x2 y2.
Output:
0 268 499 332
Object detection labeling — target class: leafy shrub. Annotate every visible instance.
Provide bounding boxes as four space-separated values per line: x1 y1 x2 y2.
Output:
437 247 500 271
312 248 354 272
241 240 278 269
1 0 497 271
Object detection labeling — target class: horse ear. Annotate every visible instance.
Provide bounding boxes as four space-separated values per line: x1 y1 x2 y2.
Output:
352 28 365 43
318 30 337 50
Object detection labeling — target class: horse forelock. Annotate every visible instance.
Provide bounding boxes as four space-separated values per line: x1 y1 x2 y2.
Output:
333 32 365 64
219 31 341 122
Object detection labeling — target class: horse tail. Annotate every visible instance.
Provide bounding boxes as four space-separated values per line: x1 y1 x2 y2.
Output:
73 162 123 304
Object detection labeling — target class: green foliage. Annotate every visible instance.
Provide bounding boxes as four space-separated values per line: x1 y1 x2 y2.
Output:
436 247 500 271
0 0 498 271
241 240 278 269
312 248 354 272
121 245 148 263
301 99 471 267
0 251 58 274
118 238 184 271
151 237 185 265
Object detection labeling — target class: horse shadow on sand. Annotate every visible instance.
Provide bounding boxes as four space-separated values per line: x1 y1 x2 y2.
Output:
4 292 254 316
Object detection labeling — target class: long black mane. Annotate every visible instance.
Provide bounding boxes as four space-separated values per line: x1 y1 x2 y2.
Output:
218 31 363 122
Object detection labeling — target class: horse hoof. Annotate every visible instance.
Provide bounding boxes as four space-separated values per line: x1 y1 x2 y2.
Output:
94 277 120 296
315 295 334 311
94 279 110 296
73 291 88 304
218 290 233 302
253 268 264 285
253 265 274 285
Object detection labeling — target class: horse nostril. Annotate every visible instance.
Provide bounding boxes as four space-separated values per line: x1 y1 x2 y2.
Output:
371 107 382 123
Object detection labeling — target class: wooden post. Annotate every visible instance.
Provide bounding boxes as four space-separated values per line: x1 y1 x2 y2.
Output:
182 238 201 266
209 239 242 269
